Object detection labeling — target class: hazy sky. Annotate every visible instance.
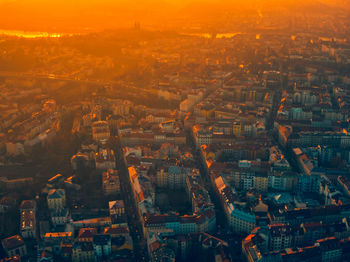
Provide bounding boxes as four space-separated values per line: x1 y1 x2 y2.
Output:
0 0 348 32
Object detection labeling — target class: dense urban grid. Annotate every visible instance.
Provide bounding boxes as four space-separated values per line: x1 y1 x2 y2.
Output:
0 3 350 262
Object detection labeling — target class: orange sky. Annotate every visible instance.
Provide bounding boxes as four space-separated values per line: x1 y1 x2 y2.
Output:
0 0 348 32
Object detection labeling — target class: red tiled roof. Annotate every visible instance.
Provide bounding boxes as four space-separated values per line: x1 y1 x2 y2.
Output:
2 235 25 250
149 241 161 253
104 226 130 235
78 228 97 240
19 200 36 210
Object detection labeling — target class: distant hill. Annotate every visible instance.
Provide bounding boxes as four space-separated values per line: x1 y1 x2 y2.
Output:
0 0 347 32
0 0 177 32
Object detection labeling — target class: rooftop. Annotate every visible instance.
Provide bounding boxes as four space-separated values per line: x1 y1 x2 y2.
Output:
47 189 65 199
19 199 36 210
2 235 25 250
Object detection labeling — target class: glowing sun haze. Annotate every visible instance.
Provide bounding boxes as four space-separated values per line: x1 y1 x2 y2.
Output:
0 0 348 32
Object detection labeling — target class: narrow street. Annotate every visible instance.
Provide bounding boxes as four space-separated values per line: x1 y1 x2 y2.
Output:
111 136 149 262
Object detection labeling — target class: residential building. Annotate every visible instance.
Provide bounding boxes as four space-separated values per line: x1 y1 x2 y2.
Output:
77 228 97 243
1 235 27 258
92 121 110 142
72 242 94 262
268 224 293 251
93 234 112 258
19 200 36 239
109 200 125 219
215 176 256 234
50 209 70 226
95 149 116 170
47 189 66 211
102 169 120 195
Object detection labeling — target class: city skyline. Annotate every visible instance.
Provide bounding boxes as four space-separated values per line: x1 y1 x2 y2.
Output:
0 1 350 262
